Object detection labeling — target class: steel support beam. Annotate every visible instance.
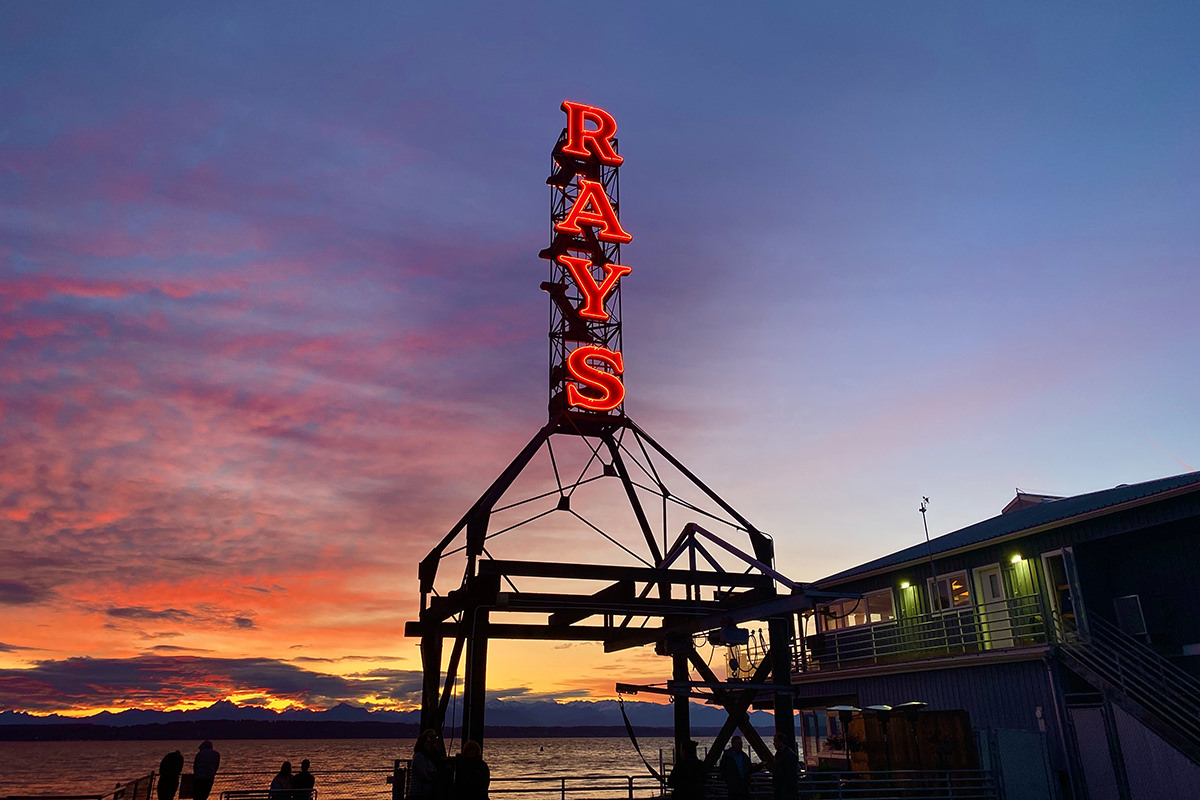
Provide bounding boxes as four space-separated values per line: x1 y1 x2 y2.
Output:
477 558 772 588
460 607 490 751
419 633 442 734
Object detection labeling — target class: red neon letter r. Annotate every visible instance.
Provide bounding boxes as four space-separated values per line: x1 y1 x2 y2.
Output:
561 101 623 166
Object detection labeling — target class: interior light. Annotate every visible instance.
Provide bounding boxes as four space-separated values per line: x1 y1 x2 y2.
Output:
1011 554 1023 564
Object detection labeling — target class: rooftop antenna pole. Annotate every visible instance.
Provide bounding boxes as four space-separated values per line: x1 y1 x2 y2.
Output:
919 497 942 611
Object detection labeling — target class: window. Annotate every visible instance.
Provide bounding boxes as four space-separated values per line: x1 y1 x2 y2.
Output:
927 571 971 611
820 589 895 631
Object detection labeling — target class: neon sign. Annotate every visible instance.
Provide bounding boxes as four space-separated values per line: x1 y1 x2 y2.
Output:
541 101 631 416
555 179 632 244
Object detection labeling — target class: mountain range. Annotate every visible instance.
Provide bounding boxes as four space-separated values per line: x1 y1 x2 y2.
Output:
1 698 770 729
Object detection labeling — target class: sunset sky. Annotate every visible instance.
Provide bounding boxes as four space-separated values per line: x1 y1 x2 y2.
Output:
2 1 1199 716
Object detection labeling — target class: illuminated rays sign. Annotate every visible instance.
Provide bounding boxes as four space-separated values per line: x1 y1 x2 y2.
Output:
539 101 631 416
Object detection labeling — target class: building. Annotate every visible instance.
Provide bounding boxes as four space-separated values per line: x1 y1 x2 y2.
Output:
789 471 1200 799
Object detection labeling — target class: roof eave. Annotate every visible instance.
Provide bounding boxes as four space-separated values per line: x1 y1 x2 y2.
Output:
814 479 1200 590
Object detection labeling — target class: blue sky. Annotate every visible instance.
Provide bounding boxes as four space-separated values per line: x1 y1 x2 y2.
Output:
1 1 1197 711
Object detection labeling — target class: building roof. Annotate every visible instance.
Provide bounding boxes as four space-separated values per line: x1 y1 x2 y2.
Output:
814 470 1200 588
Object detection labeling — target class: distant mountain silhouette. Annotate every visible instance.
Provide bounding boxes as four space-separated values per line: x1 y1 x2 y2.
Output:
0 698 768 729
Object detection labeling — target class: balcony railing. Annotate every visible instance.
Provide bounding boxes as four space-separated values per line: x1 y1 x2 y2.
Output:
795 593 1051 674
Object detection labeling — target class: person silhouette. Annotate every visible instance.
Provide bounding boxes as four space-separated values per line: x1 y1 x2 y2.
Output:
772 733 799 800
452 741 489 800
410 730 447 800
719 736 759 800
157 750 184 800
192 741 221 800
667 740 706 800
292 759 315 796
269 761 293 798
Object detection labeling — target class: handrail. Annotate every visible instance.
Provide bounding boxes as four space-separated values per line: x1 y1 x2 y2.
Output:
1055 611 1200 750
792 593 1049 674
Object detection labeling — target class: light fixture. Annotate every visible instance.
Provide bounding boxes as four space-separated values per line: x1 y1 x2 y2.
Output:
900 581 910 589
1011 554 1023 564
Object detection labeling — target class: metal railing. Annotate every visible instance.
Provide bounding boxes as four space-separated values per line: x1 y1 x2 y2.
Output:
1055 611 1200 753
487 774 665 799
185 769 664 800
796 594 1050 673
201 771 391 800
694 769 998 800
788 770 999 799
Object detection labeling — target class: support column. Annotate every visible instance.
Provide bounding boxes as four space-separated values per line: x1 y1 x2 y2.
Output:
769 615 796 800
419 632 443 734
460 607 490 750
672 653 691 759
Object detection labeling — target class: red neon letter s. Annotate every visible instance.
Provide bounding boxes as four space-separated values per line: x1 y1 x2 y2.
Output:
561 101 623 166
557 255 632 321
566 346 625 412
555 179 632 244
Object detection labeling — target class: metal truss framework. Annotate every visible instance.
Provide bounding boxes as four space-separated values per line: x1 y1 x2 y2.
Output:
402 111 820 800
404 411 822 781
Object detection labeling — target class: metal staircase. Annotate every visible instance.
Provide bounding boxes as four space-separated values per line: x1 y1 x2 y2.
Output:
1054 611 1200 764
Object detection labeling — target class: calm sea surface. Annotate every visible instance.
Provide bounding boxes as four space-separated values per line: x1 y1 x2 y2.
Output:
0 737 729 798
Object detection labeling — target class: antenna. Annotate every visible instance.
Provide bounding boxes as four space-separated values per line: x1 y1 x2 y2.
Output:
919 497 942 610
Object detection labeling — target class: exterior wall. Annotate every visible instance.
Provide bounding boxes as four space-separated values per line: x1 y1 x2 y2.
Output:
792 658 1065 760
1073 516 1200 673
1112 703 1200 800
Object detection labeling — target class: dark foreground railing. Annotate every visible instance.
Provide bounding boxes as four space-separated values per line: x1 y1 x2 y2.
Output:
788 770 999 800
5 766 1000 800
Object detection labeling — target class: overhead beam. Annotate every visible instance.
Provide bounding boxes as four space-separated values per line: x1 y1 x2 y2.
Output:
604 590 814 652
506 590 730 617
547 580 633 627
405 621 630 641
478 559 773 589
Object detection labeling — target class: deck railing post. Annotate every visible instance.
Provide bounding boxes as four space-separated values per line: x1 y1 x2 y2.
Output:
627 775 634 800
561 776 566 800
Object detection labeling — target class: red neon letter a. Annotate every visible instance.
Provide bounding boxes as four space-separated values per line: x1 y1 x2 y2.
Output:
555 179 632 244
561 101 623 166
558 255 632 321
566 345 625 412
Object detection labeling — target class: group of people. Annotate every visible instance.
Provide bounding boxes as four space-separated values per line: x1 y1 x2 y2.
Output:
668 734 800 800
409 729 490 800
156 741 222 800
155 742 315 800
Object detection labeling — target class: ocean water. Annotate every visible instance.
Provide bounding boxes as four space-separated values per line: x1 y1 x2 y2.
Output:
0 737 728 798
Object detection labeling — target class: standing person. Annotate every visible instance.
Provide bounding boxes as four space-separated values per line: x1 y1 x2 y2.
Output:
409 730 446 800
157 750 184 800
193 741 221 800
269 762 293 798
452 741 489 800
292 759 315 797
667 740 706 800
772 734 799 800
719 736 758 800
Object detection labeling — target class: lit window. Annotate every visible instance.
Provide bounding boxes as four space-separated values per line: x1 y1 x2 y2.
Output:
927 571 971 611
820 590 895 630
